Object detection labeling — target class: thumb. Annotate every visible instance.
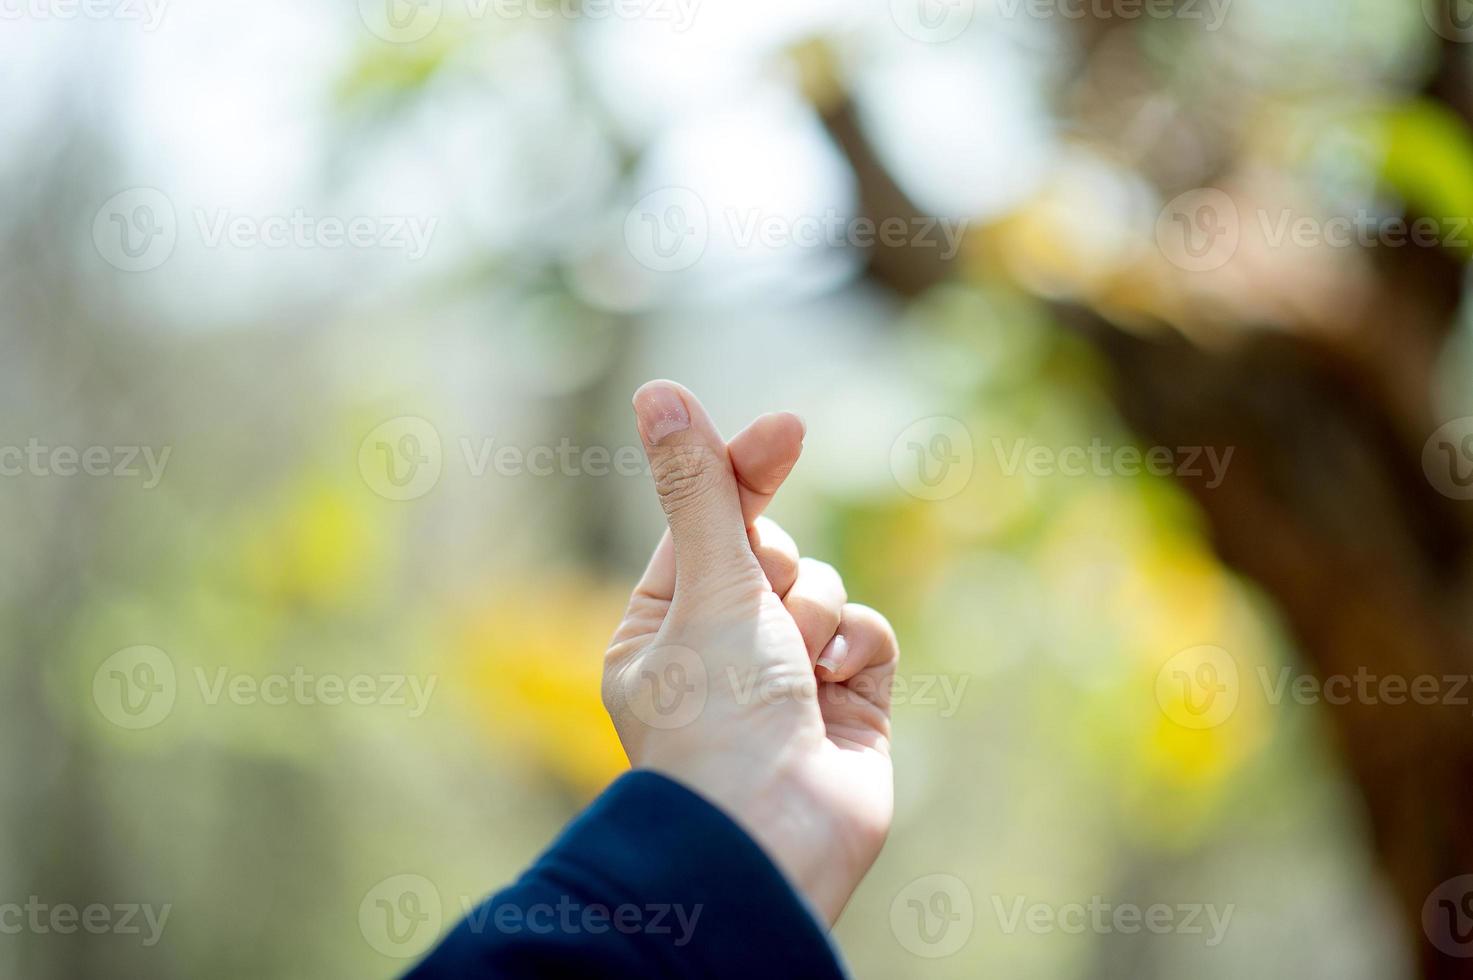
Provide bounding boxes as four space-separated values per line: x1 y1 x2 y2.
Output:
633 380 761 594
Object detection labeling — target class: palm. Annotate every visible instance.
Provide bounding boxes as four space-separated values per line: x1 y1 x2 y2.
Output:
610 583 894 846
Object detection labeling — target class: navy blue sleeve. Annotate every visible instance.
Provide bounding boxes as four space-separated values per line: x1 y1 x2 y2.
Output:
404 770 848 980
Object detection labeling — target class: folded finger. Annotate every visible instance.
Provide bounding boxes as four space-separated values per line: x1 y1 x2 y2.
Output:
784 558 846 660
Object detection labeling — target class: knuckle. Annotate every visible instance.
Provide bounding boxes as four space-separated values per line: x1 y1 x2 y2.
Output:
789 595 843 641
786 594 823 620
751 515 794 547
650 445 723 509
755 540 799 575
750 519 801 587
846 603 899 661
799 558 847 605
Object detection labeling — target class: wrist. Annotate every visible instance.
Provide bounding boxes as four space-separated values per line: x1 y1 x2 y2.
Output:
728 767 856 926
643 748 858 926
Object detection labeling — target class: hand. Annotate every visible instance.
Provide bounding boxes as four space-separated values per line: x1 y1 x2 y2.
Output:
602 380 898 926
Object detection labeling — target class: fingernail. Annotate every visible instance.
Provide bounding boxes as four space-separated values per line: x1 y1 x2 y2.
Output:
816 634 848 675
634 382 691 446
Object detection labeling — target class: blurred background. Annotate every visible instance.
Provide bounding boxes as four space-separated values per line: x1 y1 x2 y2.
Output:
6 0 1473 977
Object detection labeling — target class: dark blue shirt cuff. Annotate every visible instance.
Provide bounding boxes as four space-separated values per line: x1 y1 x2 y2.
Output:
406 770 847 979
